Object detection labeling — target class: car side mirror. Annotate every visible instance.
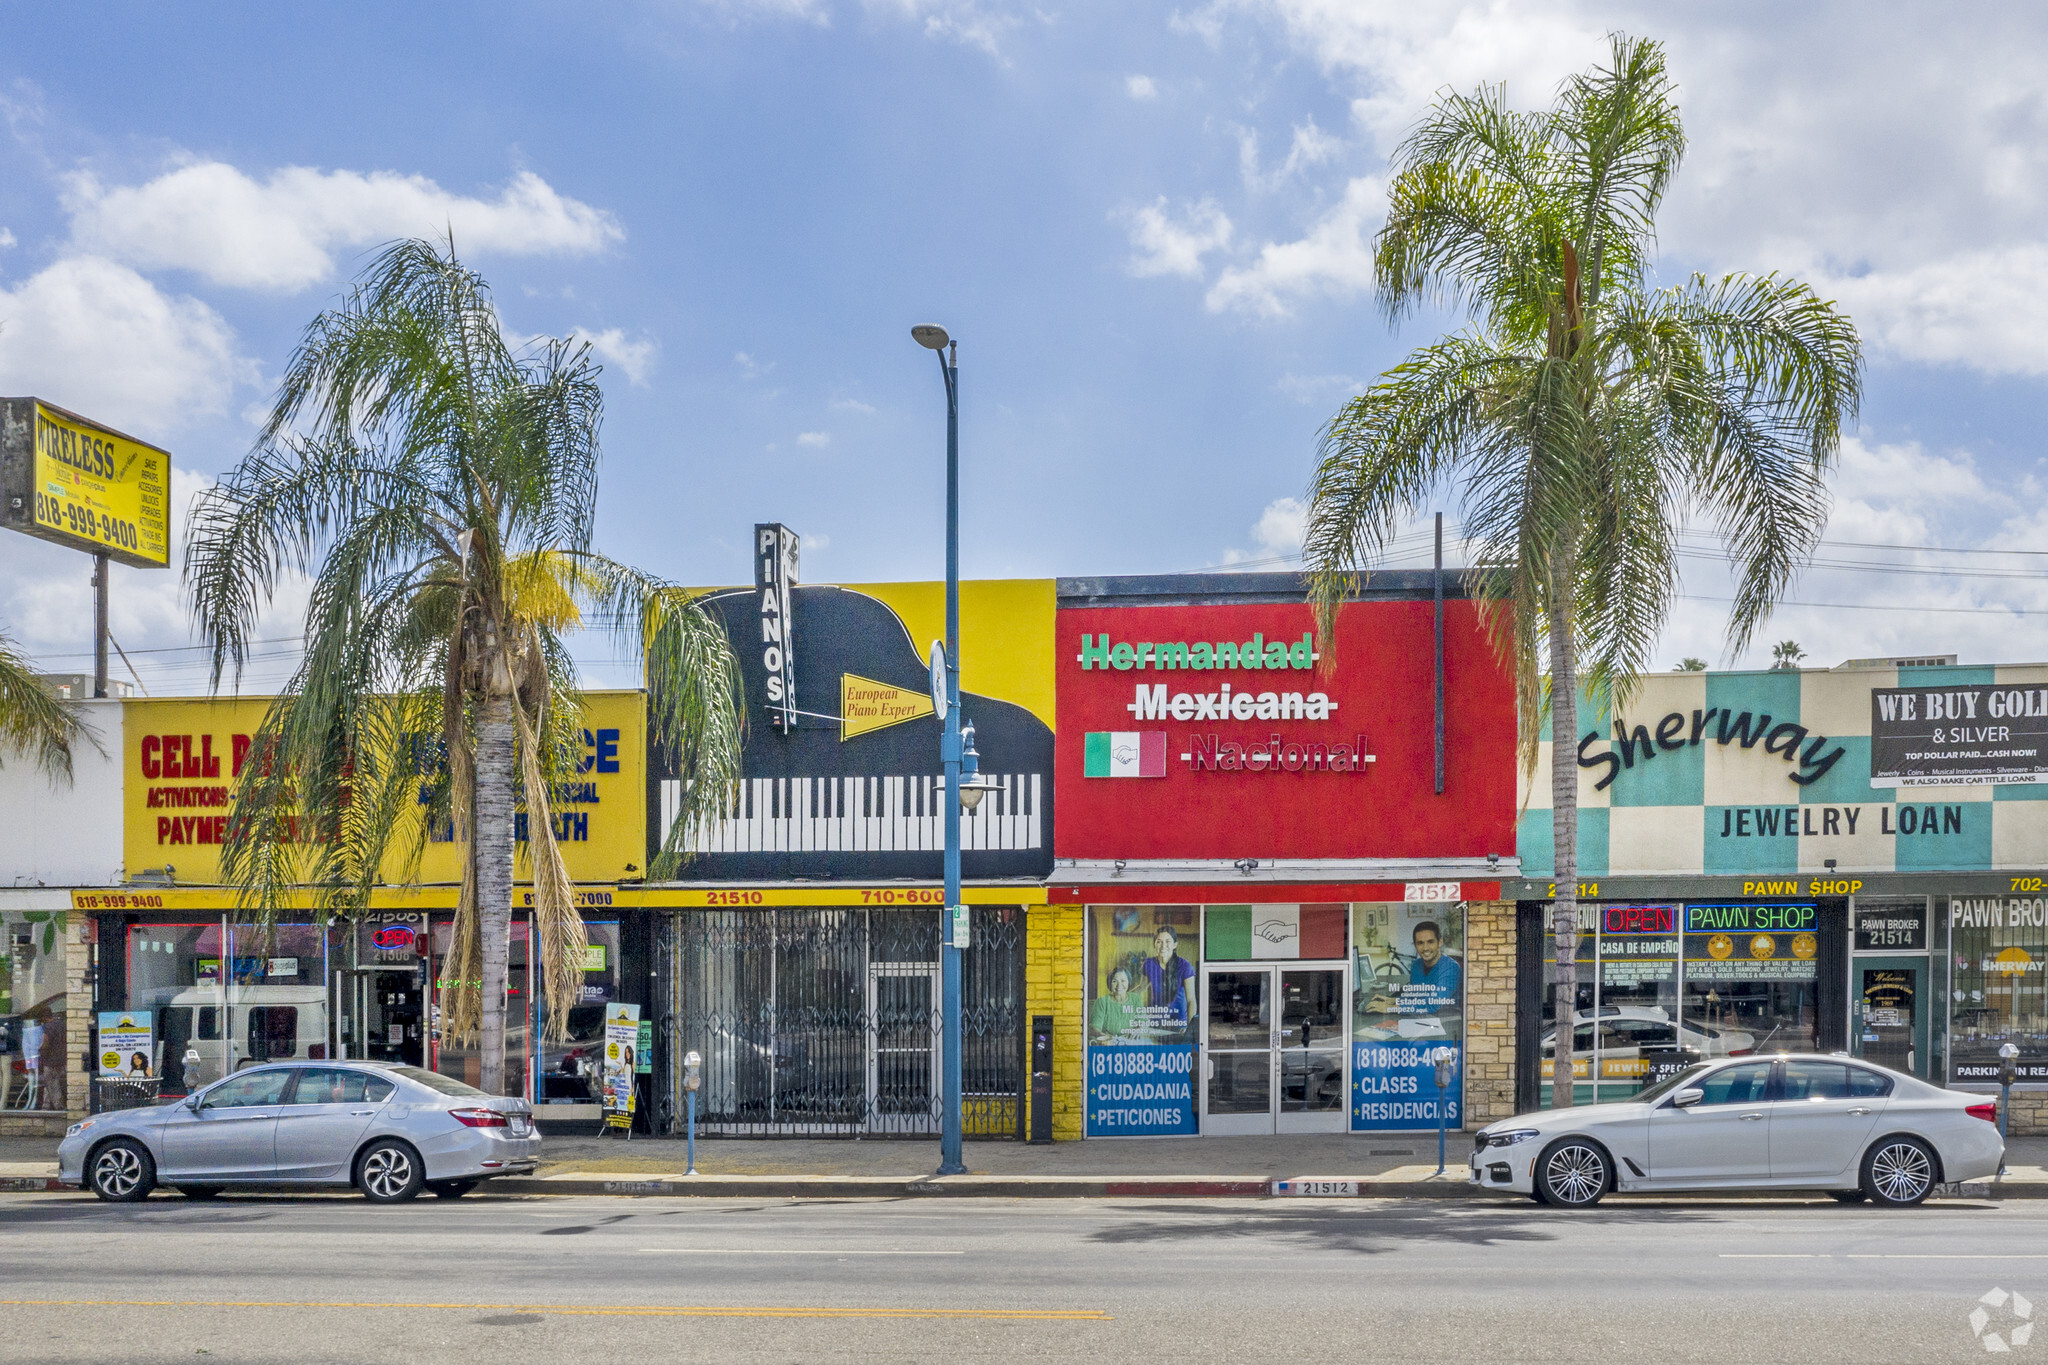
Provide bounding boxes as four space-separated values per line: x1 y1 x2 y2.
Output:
183 1094 202 1111
1671 1088 1704 1109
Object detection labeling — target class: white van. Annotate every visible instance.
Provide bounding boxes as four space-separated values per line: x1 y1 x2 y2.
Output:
137 985 331 1092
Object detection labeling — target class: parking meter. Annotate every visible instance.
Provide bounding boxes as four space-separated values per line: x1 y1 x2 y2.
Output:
683 1050 702 1176
1432 1047 1456 1175
1999 1043 2020 1171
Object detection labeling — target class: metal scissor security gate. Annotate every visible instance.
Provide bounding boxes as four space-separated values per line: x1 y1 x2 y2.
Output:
655 907 1026 1138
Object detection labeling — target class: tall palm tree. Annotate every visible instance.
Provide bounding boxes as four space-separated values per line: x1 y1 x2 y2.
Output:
0 624 86 777
186 238 744 1094
1303 36 1860 1107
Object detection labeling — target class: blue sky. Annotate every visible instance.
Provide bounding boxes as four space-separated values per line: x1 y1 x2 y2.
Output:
4 1 2047 692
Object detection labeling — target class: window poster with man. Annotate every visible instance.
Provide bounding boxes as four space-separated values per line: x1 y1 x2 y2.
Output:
1351 902 1465 1131
1085 905 1199 1136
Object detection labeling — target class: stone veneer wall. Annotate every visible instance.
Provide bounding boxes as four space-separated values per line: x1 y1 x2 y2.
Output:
1026 904 1086 1140
1462 899 1518 1129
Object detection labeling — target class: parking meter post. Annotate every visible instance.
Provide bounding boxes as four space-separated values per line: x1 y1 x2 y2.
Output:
1433 1047 1454 1176
1999 1043 2019 1174
683 1049 702 1177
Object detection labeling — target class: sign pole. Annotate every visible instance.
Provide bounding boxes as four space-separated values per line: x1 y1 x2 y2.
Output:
93 552 110 698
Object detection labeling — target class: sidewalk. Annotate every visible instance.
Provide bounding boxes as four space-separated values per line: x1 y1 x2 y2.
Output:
9 1131 2048 1199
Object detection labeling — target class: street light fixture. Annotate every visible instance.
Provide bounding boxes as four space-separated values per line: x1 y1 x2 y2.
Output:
914 322 969 1178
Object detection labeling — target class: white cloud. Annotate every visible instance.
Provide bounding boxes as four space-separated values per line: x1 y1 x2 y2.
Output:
1119 197 1233 279
1189 3 2048 376
802 531 831 553
863 0 1015 56
830 397 877 415
572 327 658 386
1661 435 2048 669
735 351 775 379
1126 74 1159 101
1206 175 1381 315
1806 246 2048 378
0 227 15 250
1276 372 1363 404
1237 117 1342 194
796 431 831 447
1220 495 1310 565
0 256 249 434
64 163 623 293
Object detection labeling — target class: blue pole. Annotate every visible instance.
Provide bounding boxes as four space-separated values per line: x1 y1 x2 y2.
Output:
686 1089 697 1176
938 341 966 1177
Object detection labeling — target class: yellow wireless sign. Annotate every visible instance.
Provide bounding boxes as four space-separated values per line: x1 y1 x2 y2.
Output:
0 398 171 568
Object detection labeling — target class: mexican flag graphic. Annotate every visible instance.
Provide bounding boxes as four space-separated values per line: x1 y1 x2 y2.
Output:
1083 731 1166 778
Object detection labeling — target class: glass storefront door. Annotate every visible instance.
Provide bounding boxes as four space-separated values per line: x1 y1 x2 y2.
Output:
1201 963 1348 1135
1854 957 1927 1077
343 966 426 1066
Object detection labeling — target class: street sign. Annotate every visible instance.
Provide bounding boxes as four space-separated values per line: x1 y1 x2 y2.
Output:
929 640 949 723
947 903 970 949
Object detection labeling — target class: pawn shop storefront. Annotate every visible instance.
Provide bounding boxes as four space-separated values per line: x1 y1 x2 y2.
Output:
1047 571 1522 1139
1513 660 2048 1129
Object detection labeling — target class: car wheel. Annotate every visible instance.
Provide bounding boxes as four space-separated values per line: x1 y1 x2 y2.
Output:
356 1140 425 1203
89 1140 156 1203
176 1186 224 1200
429 1180 480 1200
1534 1138 1610 1209
1862 1137 1938 1207
1828 1189 1868 1204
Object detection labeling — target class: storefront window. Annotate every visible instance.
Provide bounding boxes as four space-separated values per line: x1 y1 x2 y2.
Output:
539 922 619 1103
3 910 67 1112
1681 903 1819 1062
1949 894 2048 1084
1084 905 1198 1135
122 920 330 1096
1352 902 1464 1131
429 916 534 1095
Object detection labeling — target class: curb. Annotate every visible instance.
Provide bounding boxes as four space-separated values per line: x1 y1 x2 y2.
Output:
483 1174 2048 1201
489 1174 1484 1200
0 1176 69 1193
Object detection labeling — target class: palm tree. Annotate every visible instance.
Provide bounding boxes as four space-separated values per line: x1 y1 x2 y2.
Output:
0 624 86 777
1678 658 1708 672
186 238 744 1094
1303 36 1860 1108
1771 640 1806 670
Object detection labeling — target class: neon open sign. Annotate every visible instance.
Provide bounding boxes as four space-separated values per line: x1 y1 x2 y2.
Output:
1602 905 1674 934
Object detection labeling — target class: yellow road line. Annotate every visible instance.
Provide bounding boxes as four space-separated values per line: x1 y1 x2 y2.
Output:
0 1299 1109 1321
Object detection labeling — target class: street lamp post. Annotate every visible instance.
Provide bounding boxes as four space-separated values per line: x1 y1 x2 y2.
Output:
914 323 969 1177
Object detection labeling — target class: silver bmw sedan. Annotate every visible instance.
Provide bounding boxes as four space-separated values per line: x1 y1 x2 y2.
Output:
58 1061 541 1203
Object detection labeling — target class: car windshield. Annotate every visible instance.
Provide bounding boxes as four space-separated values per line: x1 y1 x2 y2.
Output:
385 1065 491 1098
1633 1062 1713 1104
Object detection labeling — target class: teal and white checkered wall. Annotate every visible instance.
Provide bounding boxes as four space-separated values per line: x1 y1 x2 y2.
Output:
1517 663 2048 877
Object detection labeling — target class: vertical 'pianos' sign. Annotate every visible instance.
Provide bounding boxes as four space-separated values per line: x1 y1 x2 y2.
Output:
755 523 800 732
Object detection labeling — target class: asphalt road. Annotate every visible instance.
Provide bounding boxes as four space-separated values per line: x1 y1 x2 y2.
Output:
3 1192 2046 1363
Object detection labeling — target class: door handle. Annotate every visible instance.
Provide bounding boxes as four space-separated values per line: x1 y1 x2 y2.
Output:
1740 1113 1764 1121
1847 1106 1872 1116
351 1110 376 1117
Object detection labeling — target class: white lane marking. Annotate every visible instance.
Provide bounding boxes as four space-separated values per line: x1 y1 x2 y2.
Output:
1845 1255 2048 1260
633 1248 964 1256
1719 1254 1829 1259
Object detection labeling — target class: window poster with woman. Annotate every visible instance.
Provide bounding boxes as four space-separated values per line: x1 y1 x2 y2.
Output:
1351 902 1465 1132
1085 906 1198 1136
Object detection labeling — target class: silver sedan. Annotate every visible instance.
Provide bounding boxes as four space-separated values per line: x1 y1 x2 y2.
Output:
58 1061 541 1203
1470 1053 2004 1208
